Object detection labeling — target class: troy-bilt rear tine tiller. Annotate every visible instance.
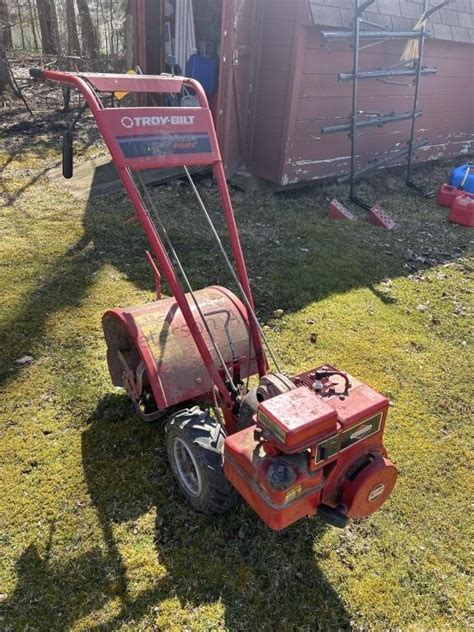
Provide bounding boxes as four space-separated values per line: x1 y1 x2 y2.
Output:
31 68 397 531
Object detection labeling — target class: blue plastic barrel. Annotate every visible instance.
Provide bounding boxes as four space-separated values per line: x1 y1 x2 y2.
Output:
450 164 474 193
185 54 219 96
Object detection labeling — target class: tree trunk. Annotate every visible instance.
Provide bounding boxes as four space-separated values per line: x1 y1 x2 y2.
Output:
124 11 133 69
76 0 99 62
98 0 108 61
36 0 61 55
0 26 17 98
108 0 114 61
65 0 80 55
16 0 26 49
0 1 8 94
27 0 39 50
0 0 12 50
0 46 8 96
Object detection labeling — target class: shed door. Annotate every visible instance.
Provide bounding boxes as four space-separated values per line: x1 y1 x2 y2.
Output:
217 0 259 174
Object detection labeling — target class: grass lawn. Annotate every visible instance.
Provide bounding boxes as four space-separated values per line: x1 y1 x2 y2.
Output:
0 131 472 631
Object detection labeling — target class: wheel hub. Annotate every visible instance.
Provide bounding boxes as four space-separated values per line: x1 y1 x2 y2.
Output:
172 437 203 497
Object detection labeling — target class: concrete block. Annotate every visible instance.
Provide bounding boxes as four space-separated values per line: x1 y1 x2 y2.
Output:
376 0 402 16
432 22 454 40
340 7 354 27
439 8 460 26
399 1 424 19
365 10 393 28
390 15 415 30
451 25 471 42
456 11 474 28
324 0 354 9
309 3 343 26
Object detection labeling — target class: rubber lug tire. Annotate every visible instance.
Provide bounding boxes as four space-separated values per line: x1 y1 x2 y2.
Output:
165 407 238 516
237 387 258 431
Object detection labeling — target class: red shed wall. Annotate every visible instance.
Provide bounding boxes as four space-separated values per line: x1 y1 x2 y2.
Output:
280 25 474 185
247 0 303 181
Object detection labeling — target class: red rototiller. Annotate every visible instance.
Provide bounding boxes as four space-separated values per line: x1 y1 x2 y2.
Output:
30 68 397 530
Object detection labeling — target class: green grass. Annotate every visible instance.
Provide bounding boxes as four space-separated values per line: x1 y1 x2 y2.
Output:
0 145 473 631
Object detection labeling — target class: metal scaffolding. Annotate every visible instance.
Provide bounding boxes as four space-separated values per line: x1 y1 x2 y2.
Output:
321 0 448 210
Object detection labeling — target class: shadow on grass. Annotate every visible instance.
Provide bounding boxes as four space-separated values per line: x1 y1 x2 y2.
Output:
2 150 472 628
1 153 472 395
1 544 111 630
2 393 351 630
0 106 100 206
0 163 153 388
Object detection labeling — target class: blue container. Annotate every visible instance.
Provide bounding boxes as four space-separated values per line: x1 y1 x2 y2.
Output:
185 54 218 96
450 164 474 193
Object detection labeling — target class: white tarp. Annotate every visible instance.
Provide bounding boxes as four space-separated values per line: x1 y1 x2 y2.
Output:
175 0 196 73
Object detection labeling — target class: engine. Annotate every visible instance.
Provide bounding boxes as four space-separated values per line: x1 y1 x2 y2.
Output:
224 366 397 530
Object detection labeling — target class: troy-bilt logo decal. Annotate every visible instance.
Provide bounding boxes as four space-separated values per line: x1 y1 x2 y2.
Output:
350 424 374 441
120 115 196 129
368 483 385 502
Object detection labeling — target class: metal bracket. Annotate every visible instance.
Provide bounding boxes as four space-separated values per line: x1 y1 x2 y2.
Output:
321 110 422 135
339 66 437 81
338 140 427 183
322 30 429 42
356 0 376 16
319 0 436 211
424 0 450 19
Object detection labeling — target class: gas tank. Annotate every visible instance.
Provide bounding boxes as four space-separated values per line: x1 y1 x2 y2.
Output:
102 286 258 410
448 193 474 227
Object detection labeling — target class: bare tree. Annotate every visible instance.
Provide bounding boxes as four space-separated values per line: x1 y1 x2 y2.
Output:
0 0 14 95
0 48 9 96
27 0 39 49
65 0 80 55
16 0 26 49
3 0 128 67
108 0 114 60
36 0 61 54
123 7 133 69
76 0 99 62
0 0 12 50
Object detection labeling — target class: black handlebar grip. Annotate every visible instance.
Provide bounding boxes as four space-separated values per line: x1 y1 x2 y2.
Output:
62 131 74 179
29 68 44 79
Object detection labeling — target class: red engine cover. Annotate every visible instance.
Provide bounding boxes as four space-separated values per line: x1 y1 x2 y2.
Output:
341 456 397 518
257 387 338 452
224 366 397 530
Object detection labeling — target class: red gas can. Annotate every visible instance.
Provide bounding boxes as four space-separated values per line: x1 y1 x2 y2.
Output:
436 183 463 207
448 193 474 227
